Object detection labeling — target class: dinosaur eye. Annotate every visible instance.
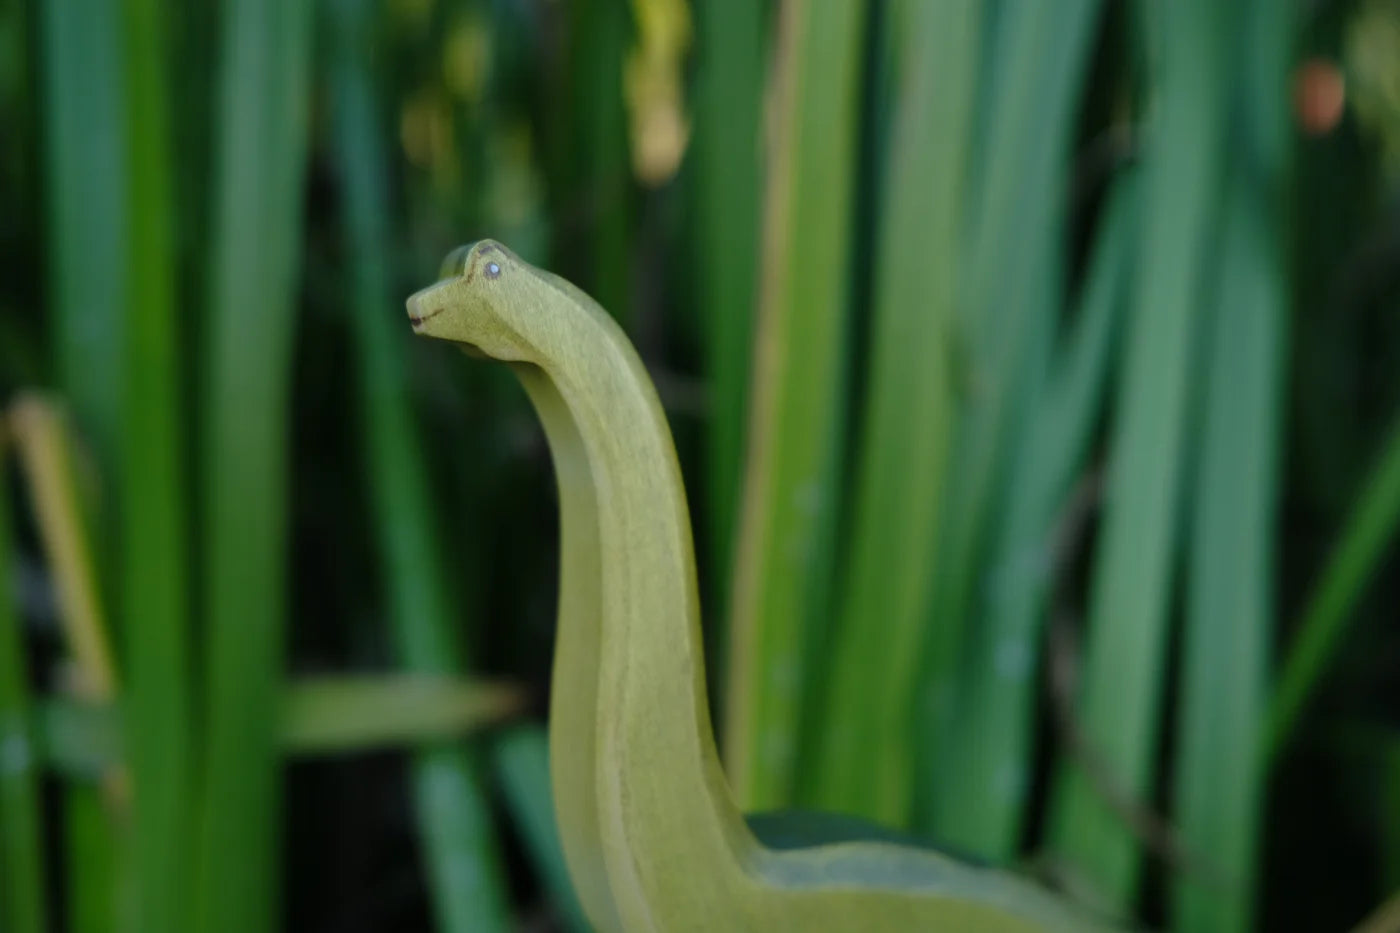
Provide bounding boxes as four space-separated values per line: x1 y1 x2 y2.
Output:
485 261 501 279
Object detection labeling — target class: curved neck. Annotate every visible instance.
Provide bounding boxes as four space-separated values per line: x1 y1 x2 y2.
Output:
515 364 618 930
512 294 753 928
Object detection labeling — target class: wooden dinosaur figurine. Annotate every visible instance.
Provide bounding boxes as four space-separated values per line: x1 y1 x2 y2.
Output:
407 240 1110 932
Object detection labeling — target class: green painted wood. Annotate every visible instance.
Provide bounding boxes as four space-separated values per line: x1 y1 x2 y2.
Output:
406 240 1110 932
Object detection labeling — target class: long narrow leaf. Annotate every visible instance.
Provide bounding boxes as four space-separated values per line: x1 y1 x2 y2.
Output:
563 0 633 325
10 397 124 933
283 675 522 757
1171 3 1292 928
1170 175 1284 933
120 0 192 930
492 727 590 933
192 1 313 930
0 436 45 933
690 0 765 634
38 0 126 475
806 0 978 826
8 398 119 703
1383 736 1400 894
917 0 1106 829
64 789 118 933
1047 0 1231 910
723 0 868 810
937 175 1137 856
1268 402 1400 759
38 675 526 770
328 1 513 927
35 700 124 777
36 5 129 919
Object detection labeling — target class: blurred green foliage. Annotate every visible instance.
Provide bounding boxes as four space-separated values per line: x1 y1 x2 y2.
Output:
1 0 1400 930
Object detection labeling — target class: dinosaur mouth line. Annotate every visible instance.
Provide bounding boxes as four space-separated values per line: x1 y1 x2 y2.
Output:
409 306 445 331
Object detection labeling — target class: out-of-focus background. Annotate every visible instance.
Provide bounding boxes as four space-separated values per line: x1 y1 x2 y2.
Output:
1 0 1400 930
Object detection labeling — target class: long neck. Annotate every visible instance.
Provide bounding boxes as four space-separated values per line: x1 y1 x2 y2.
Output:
515 364 619 931
514 294 754 930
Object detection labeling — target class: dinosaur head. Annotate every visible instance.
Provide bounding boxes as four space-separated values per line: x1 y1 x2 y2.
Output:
406 239 539 362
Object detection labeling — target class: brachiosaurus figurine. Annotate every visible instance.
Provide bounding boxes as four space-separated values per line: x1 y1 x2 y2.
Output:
407 240 1110 932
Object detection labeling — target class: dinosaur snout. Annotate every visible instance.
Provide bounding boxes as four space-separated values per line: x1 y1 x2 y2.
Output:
405 281 453 337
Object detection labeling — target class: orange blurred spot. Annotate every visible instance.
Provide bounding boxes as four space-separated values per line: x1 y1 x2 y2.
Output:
1293 59 1346 136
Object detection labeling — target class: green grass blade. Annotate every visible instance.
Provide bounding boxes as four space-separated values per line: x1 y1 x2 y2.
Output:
936 174 1137 856
722 0 868 811
562 0 633 325
1171 179 1285 933
805 0 978 826
36 700 124 777
1383 737 1400 894
192 0 313 929
10 398 123 933
0 443 45 933
283 676 524 757
8 398 120 702
64 786 118 933
690 0 765 628
916 0 1106 819
39 676 524 771
1172 3 1292 927
328 1 512 928
1268 403 1400 760
1046 0 1231 911
492 727 590 933
120 0 192 930
37 0 127 475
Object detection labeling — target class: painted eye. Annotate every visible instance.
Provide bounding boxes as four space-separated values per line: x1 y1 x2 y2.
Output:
485 261 501 279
